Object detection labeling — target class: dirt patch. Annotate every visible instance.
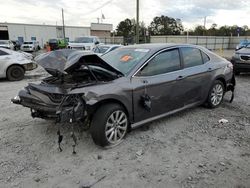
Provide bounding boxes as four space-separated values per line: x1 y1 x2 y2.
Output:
0 65 250 188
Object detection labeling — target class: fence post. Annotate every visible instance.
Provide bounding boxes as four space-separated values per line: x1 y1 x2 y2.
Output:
196 36 198 45
206 36 208 48
214 37 216 50
165 36 168 43
222 37 224 50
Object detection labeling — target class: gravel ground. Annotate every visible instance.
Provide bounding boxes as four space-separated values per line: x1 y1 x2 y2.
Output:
0 50 250 188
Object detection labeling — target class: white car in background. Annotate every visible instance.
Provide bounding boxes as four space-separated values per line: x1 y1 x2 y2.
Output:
0 47 37 81
68 36 101 50
93 44 123 56
0 40 15 50
21 41 39 52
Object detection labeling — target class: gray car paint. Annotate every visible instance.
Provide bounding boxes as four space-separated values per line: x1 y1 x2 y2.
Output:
12 44 234 128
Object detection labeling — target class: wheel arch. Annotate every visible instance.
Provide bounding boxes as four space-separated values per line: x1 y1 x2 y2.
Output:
6 64 25 74
214 75 226 90
87 98 131 125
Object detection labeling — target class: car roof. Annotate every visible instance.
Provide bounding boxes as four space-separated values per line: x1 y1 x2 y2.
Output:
98 44 123 47
120 43 205 54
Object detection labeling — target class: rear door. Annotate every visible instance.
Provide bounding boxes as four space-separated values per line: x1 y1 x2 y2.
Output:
179 47 213 105
131 48 187 122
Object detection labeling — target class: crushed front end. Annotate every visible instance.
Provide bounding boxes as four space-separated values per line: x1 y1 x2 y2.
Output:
11 83 86 123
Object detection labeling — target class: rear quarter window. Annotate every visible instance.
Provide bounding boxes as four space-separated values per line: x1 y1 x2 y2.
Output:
201 51 210 63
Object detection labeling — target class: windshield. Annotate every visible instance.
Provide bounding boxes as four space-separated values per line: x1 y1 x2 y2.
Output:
101 48 150 75
0 41 8 44
24 42 33 44
75 37 94 43
94 46 110 53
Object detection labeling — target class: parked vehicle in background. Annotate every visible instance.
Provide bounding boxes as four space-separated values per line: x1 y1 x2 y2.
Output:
0 40 15 50
68 36 100 50
12 44 235 147
48 38 68 50
0 47 37 81
235 40 250 51
11 40 21 50
21 41 39 52
231 44 250 75
57 38 68 49
48 39 58 51
93 44 123 56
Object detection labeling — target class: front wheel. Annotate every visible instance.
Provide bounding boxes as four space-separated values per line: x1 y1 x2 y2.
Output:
207 80 225 108
7 65 24 81
90 103 128 147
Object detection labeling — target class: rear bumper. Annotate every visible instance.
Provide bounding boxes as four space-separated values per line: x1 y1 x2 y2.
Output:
226 73 236 92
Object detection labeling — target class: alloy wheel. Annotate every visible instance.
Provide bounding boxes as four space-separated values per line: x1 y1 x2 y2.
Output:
210 83 224 106
105 110 128 145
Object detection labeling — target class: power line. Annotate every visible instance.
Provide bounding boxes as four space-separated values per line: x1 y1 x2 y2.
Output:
80 0 114 16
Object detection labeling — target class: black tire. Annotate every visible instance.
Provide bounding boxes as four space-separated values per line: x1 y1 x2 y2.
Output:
7 65 25 81
207 80 225 108
90 103 128 147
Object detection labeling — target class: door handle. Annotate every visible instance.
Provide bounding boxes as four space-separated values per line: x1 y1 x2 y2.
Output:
142 80 148 84
176 75 185 80
207 67 212 72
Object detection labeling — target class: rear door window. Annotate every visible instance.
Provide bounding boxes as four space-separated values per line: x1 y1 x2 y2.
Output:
181 47 203 68
137 49 181 76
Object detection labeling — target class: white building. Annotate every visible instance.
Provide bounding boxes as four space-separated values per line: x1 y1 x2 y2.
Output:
0 22 112 47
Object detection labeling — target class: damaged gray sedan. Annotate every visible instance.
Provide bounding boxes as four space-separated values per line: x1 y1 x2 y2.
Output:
12 44 235 147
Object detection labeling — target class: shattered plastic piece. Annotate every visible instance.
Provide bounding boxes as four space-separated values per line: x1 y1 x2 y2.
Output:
219 118 229 124
136 150 144 156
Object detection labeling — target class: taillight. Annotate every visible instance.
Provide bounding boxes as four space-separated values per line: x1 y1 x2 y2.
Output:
227 63 233 70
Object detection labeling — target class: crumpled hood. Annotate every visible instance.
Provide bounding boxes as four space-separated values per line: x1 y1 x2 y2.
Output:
34 49 123 76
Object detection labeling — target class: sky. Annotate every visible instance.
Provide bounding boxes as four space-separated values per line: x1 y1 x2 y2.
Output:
0 0 250 30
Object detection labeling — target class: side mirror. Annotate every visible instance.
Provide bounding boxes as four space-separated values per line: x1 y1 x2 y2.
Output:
95 41 99 45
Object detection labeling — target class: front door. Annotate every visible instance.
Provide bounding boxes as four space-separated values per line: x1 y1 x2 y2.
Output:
131 48 186 122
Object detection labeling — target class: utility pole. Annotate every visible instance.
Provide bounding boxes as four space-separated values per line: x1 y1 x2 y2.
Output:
136 0 139 44
203 16 207 36
62 8 66 41
203 16 207 29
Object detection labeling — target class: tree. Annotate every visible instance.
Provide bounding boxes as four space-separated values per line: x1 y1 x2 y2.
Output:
116 18 134 37
115 18 149 43
190 25 206 36
148 15 183 35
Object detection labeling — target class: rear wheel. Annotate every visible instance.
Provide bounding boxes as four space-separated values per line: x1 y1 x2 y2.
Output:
90 103 128 147
207 80 225 108
7 65 25 81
